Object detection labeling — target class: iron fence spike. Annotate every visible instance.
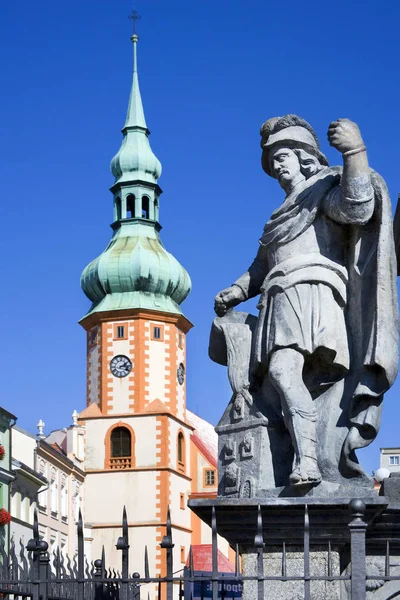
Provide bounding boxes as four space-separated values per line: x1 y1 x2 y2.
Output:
235 544 239 577
304 504 310 600
211 506 218 600
189 545 194 577
144 544 150 578
386 539 390 577
282 541 286 578
254 504 264 548
167 505 172 536
328 540 332 578
33 508 39 540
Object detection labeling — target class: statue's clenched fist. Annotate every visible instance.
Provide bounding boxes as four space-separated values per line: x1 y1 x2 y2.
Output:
214 285 245 317
327 118 365 154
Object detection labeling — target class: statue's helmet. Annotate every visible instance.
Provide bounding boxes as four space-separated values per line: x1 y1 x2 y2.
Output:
260 114 329 177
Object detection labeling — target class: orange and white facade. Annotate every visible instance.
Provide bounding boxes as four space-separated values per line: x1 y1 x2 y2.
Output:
78 309 201 582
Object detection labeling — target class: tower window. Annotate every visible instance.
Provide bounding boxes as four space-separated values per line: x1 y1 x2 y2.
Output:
204 469 216 487
115 197 121 221
177 431 186 472
390 456 399 465
178 333 183 348
108 426 133 470
113 323 128 340
89 329 97 346
142 196 149 219
126 194 135 218
151 323 164 341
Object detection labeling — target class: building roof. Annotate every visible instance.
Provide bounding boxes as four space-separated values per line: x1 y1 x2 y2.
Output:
186 410 218 468
0 406 17 422
37 439 84 476
186 545 235 573
14 425 36 440
11 458 47 486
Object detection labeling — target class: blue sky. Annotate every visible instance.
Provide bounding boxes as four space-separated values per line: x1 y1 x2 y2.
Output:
1 0 400 475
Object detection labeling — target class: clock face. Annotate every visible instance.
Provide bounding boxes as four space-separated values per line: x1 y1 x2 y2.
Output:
177 363 185 385
110 355 132 378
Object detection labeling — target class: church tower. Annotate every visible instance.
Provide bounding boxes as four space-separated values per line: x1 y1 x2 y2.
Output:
78 27 194 587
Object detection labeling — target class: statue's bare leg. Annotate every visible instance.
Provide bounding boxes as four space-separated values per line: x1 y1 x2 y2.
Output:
269 348 321 485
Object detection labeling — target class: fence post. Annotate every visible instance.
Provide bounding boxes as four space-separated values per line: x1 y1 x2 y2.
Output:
254 505 264 600
348 499 367 600
160 506 174 600
211 506 218 600
93 558 103 600
304 504 310 600
26 509 48 600
132 571 141 599
77 509 85 600
116 506 130 600
39 551 50 600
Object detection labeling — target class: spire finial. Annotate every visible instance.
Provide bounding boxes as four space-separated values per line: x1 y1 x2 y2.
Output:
128 9 141 36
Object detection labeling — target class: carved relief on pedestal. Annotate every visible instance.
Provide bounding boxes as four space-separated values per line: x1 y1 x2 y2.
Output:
223 438 237 462
240 433 254 459
224 462 240 495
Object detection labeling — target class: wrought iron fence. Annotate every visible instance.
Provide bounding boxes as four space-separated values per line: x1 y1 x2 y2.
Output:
0 499 399 599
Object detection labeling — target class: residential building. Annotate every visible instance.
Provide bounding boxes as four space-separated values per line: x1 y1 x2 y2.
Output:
10 427 47 546
380 447 400 474
0 407 17 549
187 411 234 564
36 418 87 559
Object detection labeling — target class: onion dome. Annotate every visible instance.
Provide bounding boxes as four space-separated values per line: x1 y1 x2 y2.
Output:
80 31 191 319
81 220 191 315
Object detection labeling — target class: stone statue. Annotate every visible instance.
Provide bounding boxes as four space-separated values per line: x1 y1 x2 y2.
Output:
210 115 398 495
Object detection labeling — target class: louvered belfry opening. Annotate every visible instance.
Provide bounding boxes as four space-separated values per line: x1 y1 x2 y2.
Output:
110 426 132 470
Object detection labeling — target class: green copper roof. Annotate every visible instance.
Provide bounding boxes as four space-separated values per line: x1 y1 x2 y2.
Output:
81 220 191 316
110 34 161 185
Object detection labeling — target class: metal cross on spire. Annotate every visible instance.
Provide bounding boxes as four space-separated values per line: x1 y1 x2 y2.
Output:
128 9 141 35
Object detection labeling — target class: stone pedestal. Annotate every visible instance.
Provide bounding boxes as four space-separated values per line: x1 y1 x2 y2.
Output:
242 546 341 600
188 496 391 600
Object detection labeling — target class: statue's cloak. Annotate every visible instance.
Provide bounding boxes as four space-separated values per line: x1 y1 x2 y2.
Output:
258 167 399 474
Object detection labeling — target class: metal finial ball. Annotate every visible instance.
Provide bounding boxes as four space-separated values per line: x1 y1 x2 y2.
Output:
349 498 366 514
94 559 102 568
132 572 140 578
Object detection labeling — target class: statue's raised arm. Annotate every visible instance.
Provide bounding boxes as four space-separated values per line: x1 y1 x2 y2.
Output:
325 118 375 225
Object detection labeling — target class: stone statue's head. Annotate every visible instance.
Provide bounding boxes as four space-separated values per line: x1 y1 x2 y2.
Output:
260 115 329 181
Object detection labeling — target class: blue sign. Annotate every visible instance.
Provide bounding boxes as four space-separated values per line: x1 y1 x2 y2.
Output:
184 571 242 599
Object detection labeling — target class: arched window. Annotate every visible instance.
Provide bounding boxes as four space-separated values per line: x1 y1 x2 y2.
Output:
115 197 121 221
142 196 149 219
50 468 58 515
105 423 135 470
60 475 68 521
126 194 135 218
177 431 186 473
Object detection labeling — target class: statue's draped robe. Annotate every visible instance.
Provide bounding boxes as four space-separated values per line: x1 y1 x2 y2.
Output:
234 167 398 475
